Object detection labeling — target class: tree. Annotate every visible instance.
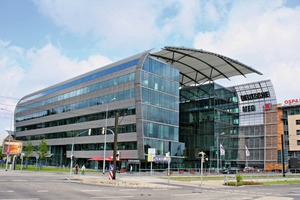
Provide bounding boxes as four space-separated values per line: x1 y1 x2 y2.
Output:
37 138 49 160
0 146 5 166
37 138 49 168
23 140 34 168
0 145 3 158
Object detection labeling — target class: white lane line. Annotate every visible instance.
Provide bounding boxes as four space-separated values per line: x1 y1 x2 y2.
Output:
171 193 200 197
1 198 40 200
153 189 168 191
81 190 102 192
12 180 28 182
91 196 134 199
118 189 137 191
0 190 14 193
37 190 49 193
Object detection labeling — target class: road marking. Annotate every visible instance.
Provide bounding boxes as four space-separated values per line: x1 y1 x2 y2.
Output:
1 198 40 200
37 190 48 193
119 189 137 191
153 189 168 191
171 193 200 196
0 190 14 193
12 180 28 182
91 196 134 199
81 190 102 192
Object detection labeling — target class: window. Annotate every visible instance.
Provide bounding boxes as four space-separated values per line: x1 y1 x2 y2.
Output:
296 120 300 125
298 140 300 146
297 130 300 136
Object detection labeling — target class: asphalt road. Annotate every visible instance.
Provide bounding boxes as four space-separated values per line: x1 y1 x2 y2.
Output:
1 170 300 200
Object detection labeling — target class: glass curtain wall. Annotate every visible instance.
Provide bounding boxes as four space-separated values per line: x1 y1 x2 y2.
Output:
179 83 239 170
141 57 180 157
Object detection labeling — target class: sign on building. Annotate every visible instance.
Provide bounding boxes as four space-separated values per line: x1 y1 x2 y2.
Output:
2 136 23 155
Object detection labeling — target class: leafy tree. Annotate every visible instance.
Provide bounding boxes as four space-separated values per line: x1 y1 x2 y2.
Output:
23 140 34 158
23 140 34 168
0 146 4 160
0 146 5 166
36 138 49 169
0 146 3 158
37 138 49 160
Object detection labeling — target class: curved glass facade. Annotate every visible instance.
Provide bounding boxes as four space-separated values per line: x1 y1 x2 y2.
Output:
16 89 134 122
14 49 276 172
19 59 139 104
141 57 182 156
17 73 135 114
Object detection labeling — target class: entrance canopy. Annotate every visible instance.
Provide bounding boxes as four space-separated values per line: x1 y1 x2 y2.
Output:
87 156 116 161
88 156 103 161
150 46 262 87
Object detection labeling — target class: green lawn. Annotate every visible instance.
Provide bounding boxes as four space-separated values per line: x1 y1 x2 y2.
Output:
161 174 300 185
261 180 300 185
0 164 99 174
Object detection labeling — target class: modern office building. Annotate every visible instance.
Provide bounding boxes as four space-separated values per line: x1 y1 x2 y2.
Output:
179 80 279 171
279 100 300 171
233 80 278 170
15 46 266 170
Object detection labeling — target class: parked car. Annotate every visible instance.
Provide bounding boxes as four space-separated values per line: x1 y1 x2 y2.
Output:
289 168 300 173
243 166 255 172
223 167 241 174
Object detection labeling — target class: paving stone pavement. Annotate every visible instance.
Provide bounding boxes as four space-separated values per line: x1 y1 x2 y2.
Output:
71 172 229 189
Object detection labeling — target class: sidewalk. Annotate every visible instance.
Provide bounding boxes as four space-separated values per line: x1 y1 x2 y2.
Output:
70 172 226 189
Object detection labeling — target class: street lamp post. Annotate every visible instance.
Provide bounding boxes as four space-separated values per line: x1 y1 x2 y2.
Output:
216 132 225 174
1 108 14 171
102 127 115 176
103 98 116 174
70 129 91 175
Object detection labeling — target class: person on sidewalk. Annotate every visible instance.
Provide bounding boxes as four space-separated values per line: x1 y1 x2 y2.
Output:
81 164 86 175
130 165 133 174
75 164 79 174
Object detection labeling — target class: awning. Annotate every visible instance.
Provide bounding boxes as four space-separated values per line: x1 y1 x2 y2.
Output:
88 156 104 161
87 156 117 161
150 46 262 87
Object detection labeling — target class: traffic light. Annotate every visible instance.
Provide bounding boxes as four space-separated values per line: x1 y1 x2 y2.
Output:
198 151 208 163
199 151 205 163
204 154 209 161
116 151 120 160
198 151 203 158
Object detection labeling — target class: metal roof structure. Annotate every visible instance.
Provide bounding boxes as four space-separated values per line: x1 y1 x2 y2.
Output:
150 46 262 87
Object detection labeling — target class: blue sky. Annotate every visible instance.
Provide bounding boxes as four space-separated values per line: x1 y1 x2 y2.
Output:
1 0 300 131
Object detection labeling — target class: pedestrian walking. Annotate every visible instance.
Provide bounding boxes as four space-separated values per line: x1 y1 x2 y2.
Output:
81 164 85 175
130 165 133 174
75 164 79 174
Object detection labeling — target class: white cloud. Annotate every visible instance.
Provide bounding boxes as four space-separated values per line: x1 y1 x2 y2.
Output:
33 0 164 50
193 0 300 104
0 41 111 131
33 0 232 51
24 44 111 93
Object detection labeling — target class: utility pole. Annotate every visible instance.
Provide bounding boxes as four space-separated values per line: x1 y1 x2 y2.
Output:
281 134 286 177
112 110 118 180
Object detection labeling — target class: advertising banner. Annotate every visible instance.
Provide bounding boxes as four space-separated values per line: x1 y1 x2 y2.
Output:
2 137 23 155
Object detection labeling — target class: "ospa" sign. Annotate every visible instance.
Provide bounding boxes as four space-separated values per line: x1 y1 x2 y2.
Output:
284 98 300 105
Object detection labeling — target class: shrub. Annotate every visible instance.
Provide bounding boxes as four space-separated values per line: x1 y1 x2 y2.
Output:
236 173 243 183
243 181 262 185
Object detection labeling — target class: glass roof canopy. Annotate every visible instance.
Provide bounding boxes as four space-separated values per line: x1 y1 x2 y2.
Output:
150 46 262 87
